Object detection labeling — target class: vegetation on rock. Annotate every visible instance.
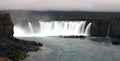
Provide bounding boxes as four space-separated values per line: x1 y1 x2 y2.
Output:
0 13 43 61
0 38 43 61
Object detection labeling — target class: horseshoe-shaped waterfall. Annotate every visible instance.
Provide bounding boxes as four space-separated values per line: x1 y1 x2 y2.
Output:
14 21 92 37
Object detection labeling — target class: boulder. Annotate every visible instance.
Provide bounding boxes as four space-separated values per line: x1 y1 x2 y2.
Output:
112 40 120 45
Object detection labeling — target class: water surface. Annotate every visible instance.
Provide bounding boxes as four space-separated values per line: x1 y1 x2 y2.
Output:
18 37 120 61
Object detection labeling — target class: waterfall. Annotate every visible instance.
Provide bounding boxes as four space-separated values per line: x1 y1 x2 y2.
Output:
106 23 111 38
13 26 25 36
81 22 86 34
28 22 34 34
84 23 92 36
14 21 92 37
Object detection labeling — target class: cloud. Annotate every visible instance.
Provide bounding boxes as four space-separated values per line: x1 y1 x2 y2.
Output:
0 0 120 12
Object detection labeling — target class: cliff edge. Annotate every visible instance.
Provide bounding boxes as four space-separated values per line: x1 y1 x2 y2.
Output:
0 13 43 61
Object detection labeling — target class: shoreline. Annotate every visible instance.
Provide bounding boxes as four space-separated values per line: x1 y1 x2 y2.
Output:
0 38 43 61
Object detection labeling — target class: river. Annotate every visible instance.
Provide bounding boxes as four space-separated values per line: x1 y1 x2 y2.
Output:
17 37 120 61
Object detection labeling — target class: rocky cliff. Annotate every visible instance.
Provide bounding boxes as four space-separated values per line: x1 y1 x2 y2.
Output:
0 13 13 39
86 18 120 38
0 13 43 61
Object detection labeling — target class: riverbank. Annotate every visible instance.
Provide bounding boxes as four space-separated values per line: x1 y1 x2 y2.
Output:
0 38 43 61
0 13 43 61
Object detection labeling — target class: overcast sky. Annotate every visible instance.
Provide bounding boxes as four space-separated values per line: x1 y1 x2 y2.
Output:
0 0 120 12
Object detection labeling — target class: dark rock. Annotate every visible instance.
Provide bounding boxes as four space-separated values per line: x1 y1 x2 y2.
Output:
86 18 120 38
78 35 86 38
0 13 13 39
0 13 43 61
112 40 120 45
63 35 86 38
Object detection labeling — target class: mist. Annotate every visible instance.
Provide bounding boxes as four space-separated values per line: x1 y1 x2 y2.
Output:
0 0 120 12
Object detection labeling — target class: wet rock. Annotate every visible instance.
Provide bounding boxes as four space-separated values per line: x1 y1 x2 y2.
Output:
63 35 86 38
78 35 86 38
112 40 120 45
87 18 120 38
0 13 43 61
0 13 13 39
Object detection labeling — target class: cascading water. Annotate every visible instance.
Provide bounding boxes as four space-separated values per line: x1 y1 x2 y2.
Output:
28 22 34 34
84 23 92 36
14 21 92 37
106 23 111 38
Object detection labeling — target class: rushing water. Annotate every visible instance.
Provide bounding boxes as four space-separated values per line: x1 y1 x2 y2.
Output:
28 22 34 34
14 21 92 37
106 23 111 38
17 37 120 61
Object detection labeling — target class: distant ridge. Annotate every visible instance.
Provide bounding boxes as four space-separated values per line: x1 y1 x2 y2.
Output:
0 10 120 21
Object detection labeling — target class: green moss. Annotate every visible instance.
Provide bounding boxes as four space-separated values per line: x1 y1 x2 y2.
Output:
0 38 42 61
18 51 27 60
29 45 39 51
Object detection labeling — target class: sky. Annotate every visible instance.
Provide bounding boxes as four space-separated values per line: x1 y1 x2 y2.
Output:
0 0 120 12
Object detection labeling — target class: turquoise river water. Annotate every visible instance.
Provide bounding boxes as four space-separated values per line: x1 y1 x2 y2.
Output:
17 37 120 61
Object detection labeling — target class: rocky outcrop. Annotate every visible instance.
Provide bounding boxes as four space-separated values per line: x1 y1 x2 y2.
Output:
112 40 120 45
0 13 13 39
86 18 120 38
0 13 43 61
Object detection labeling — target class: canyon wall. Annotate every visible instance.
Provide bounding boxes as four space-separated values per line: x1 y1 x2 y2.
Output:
0 13 13 39
86 19 120 38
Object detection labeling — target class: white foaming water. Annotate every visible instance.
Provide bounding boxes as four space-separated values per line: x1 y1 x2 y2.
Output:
85 23 92 36
14 21 92 37
28 22 34 33
106 23 111 38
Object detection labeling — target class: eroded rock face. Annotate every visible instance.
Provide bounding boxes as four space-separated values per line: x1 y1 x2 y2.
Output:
87 18 120 38
0 13 43 61
0 13 13 39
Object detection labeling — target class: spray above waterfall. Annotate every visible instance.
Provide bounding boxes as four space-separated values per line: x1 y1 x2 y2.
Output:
14 21 92 37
